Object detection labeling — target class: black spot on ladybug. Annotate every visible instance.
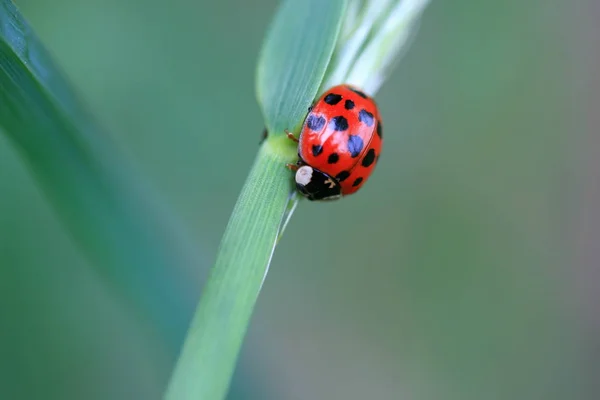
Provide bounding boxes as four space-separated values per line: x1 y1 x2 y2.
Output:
308 105 313 112
347 135 364 158
324 93 342 105
344 99 355 110
362 148 376 167
352 177 363 187
306 114 326 131
336 170 350 182
347 86 368 98
312 144 323 157
330 116 349 131
376 120 383 138
359 109 374 127
328 153 339 164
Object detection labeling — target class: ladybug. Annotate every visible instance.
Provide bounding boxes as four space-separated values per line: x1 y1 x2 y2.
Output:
286 84 383 201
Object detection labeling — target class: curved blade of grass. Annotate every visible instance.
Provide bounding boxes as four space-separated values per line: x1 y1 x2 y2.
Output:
256 0 347 135
165 1 346 398
0 0 202 349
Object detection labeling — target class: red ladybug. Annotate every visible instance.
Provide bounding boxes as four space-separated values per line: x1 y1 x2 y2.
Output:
287 84 383 201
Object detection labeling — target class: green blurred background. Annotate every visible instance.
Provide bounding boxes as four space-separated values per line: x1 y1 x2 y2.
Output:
1 0 597 399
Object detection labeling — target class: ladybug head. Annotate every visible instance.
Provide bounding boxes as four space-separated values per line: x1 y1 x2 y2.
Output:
295 165 342 201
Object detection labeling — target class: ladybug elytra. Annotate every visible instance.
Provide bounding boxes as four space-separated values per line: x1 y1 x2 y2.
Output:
286 84 383 201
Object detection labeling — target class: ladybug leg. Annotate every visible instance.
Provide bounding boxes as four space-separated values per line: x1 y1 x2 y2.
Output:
284 129 299 143
286 157 303 171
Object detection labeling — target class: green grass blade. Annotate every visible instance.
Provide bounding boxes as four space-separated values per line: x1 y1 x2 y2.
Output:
166 1 347 398
256 0 347 135
165 136 297 400
0 0 201 347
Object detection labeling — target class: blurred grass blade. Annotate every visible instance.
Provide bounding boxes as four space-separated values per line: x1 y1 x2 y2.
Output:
0 0 202 349
166 1 346 398
321 0 430 96
256 0 347 135
345 0 430 94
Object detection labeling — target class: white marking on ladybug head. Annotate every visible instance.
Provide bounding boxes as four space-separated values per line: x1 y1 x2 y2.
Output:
295 165 313 186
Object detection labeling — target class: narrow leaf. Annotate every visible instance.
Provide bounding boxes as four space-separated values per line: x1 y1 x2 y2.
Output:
0 0 201 348
165 136 297 400
166 0 351 397
256 0 347 134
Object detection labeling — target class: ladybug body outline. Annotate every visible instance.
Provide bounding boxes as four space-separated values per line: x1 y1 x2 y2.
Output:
289 84 383 201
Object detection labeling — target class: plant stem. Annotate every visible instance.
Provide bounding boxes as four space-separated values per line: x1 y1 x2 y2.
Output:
165 134 296 400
